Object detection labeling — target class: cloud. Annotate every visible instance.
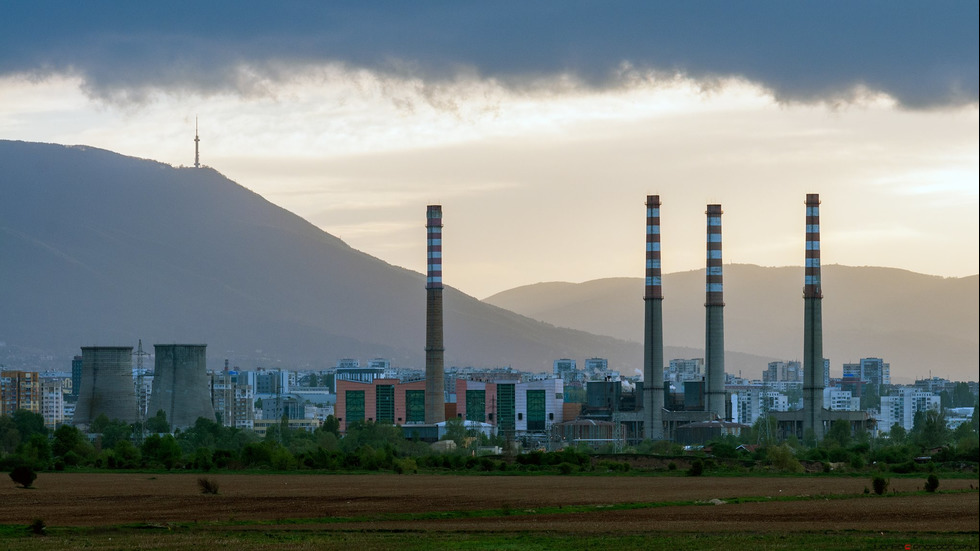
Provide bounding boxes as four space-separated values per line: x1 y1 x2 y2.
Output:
2 2 976 109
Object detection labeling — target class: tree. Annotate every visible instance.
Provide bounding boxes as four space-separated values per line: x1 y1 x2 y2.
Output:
951 383 974 408
824 419 852 449
12 410 47 440
141 434 183 469
17 434 52 470
9 466 36 489
99 419 134 450
911 409 949 449
442 417 468 449
0 415 21 455
320 415 340 437
52 425 87 458
888 423 907 443
146 410 170 433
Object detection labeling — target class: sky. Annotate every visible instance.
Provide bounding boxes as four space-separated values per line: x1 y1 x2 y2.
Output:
1 2 977 299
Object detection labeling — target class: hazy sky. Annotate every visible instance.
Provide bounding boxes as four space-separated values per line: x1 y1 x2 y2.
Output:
2 2 977 298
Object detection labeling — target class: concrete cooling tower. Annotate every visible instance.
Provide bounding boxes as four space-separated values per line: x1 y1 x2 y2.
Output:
74 346 137 428
148 344 215 429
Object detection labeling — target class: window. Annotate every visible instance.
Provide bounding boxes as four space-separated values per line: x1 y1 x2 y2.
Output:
466 390 486 422
526 389 546 431
376 385 394 424
405 390 425 423
346 391 365 424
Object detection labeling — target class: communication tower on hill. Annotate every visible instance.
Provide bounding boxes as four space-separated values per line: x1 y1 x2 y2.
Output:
194 117 201 168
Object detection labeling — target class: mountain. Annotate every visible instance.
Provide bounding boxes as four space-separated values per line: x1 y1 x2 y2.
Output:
483 266 979 382
1 140 641 373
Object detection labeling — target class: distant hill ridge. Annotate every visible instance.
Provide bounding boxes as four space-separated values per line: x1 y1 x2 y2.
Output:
2 140 973 382
484 266 979 382
0 140 646 373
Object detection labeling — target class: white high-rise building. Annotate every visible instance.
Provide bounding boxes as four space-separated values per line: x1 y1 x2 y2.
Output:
879 387 940 433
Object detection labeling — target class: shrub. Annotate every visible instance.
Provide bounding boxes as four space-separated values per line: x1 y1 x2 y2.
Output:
667 461 677 471
197 477 220 495
687 459 704 477
28 518 46 536
872 476 889 495
924 474 940 493
9 466 37 488
557 462 576 475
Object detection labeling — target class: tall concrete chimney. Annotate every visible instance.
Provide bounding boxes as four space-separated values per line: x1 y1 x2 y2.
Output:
643 195 665 439
802 194 825 439
424 205 446 424
704 204 726 419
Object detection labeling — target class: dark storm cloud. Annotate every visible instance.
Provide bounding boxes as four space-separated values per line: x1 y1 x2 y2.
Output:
2 1 976 108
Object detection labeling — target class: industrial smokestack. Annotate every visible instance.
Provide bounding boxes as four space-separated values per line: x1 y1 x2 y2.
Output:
802 194 825 439
643 195 665 439
148 344 215 430
74 346 137 428
424 205 446 424
704 204 726 419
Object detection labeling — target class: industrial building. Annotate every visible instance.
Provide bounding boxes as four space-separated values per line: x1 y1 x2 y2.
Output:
147 344 215 430
74 346 138 428
335 377 428 433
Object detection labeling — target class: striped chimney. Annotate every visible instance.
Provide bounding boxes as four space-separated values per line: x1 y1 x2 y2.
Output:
802 193 825 439
643 195 665 439
704 204 726 419
425 205 446 424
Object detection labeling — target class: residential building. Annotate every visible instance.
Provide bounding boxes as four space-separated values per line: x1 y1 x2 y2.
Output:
40 378 65 429
843 357 891 387
665 358 703 385
0 370 40 415
879 387 941 433
211 370 255 430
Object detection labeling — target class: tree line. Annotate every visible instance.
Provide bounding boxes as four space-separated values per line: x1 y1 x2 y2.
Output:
1 405 976 476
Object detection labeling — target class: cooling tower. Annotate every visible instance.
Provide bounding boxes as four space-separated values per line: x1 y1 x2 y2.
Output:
643 195 665 439
704 204 727 419
424 205 446 424
148 344 215 429
74 346 137 428
802 194 825 439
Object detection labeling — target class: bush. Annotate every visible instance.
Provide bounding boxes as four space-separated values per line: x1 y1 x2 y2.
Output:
667 461 677 471
197 477 220 495
29 518 46 536
557 462 576 475
9 466 37 488
872 476 889 495
924 474 940 493
687 459 704 477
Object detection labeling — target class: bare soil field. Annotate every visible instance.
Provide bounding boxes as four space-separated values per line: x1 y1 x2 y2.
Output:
1 472 977 533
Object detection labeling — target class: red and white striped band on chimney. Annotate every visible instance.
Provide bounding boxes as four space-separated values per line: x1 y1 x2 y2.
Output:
705 204 724 306
426 205 443 290
645 195 663 300
804 194 822 299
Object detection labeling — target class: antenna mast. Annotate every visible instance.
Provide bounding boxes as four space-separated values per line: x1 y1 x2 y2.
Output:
194 117 201 168
134 339 150 444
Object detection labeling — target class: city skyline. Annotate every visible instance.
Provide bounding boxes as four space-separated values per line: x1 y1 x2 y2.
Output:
1 3 977 298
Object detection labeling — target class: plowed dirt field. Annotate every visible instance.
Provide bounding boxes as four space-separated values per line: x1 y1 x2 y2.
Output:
2 472 976 533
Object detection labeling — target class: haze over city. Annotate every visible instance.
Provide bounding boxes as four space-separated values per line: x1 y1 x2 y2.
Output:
1 2 976 298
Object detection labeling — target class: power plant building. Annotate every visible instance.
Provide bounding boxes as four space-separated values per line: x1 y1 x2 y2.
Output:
74 346 137 427
147 344 215 430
